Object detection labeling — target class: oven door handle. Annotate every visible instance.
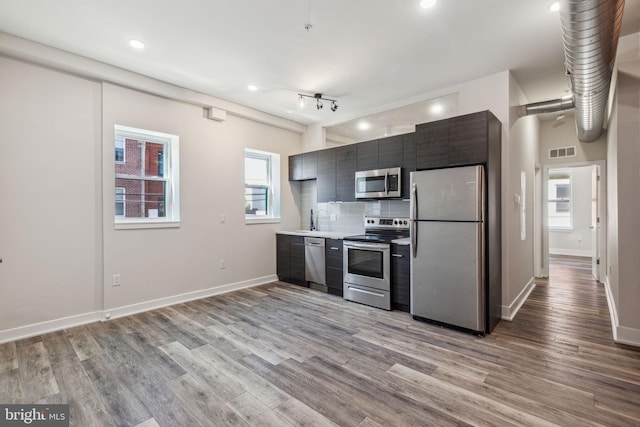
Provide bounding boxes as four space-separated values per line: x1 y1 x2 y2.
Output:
344 242 389 250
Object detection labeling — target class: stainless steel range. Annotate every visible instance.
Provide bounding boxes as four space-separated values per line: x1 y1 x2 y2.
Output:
343 217 410 310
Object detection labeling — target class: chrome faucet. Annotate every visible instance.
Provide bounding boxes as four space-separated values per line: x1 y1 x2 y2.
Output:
310 209 316 231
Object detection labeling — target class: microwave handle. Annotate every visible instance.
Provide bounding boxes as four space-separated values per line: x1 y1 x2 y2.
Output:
385 171 389 194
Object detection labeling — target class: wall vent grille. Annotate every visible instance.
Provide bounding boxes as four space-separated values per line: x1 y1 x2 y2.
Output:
548 146 576 159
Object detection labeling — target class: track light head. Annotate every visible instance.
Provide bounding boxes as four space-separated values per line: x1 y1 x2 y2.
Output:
297 93 339 112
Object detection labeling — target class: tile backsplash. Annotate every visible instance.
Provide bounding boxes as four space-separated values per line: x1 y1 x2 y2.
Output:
297 181 410 233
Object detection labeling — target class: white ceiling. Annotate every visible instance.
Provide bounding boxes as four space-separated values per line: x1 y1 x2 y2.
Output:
0 0 638 140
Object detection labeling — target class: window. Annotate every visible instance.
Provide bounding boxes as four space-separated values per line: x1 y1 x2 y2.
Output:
114 125 180 228
115 136 125 163
115 187 125 217
245 148 280 223
548 169 572 230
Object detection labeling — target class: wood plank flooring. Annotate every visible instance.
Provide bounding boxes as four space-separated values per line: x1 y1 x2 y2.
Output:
2 255 640 426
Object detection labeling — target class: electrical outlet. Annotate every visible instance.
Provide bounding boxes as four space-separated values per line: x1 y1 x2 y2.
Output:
219 213 226 224
219 259 226 269
112 274 121 287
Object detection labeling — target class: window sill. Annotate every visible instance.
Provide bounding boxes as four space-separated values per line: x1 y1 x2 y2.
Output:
245 217 281 225
115 220 180 230
549 227 573 233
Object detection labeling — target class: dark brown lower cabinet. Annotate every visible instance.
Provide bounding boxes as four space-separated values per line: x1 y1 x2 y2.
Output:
391 243 410 312
276 234 307 287
325 239 343 296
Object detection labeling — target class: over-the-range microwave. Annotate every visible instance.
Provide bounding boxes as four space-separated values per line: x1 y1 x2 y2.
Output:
355 167 402 199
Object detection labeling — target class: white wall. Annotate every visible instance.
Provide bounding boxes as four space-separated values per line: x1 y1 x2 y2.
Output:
606 32 640 344
548 166 593 257
540 116 607 165
504 73 540 318
0 49 303 340
102 84 303 313
0 57 103 331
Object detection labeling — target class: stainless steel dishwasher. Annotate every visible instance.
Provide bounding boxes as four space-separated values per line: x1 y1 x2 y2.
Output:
304 237 326 289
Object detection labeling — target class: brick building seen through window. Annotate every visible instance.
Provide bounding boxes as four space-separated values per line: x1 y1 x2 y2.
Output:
115 138 166 218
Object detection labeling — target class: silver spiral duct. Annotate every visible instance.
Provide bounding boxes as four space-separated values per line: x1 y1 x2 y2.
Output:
560 0 625 142
517 97 575 117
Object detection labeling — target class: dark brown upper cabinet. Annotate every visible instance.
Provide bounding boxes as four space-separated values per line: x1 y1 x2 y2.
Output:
336 145 357 202
378 135 404 169
317 149 337 203
288 152 318 181
356 140 379 171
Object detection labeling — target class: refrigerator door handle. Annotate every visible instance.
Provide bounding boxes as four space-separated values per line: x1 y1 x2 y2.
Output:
412 221 418 258
411 182 418 220
411 182 418 258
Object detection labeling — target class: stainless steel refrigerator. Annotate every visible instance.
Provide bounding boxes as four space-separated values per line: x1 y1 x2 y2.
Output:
410 165 486 334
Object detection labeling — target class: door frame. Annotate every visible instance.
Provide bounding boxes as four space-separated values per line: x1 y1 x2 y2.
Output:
539 160 606 280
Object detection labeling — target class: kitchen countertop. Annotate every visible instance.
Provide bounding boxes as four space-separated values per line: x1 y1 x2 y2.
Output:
278 230 412 244
276 230 359 239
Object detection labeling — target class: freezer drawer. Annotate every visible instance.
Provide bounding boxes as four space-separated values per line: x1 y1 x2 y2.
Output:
410 221 484 332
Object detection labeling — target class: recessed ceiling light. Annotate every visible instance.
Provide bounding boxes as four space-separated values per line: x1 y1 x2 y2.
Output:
430 103 444 114
247 84 258 91
358 122 371 131
129 39 145 49
419 0 438 9
548 1 560 12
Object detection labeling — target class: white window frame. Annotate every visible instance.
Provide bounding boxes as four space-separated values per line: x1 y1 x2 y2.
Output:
114 125 180 229
115 136 125 164
548 168 573 231
244 148 280 224
115 187 126 218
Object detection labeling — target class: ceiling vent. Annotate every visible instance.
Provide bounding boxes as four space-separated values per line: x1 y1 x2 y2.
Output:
559 0 625 142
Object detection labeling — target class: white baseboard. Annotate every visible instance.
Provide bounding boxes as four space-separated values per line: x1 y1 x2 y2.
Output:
0 275 277 344
549 248 592 257
501 276 536 321
0 311 103 344
603 276 640 347
103 275 278 321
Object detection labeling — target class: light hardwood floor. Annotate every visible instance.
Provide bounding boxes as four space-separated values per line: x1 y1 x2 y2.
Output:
1 255 639 426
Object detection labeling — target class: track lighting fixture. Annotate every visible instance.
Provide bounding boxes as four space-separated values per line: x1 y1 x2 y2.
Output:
297 93 339 112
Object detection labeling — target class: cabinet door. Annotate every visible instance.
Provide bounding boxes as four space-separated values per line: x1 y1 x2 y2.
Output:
401 133 416 199
325 239 343 296
317 149 336 202
276 235 291 279
416 120 448 169
325 239 343 270
356 140 379 171
448 111 488 166
378 135 403 169
288 155 303 181
336 145 357 202
391 244 411 312
290 236 306 285
302 152 318 179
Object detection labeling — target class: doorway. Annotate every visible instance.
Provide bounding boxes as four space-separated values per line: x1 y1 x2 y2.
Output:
540 161 606 283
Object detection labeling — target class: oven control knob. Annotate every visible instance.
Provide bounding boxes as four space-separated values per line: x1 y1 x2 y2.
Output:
403 220 408 225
